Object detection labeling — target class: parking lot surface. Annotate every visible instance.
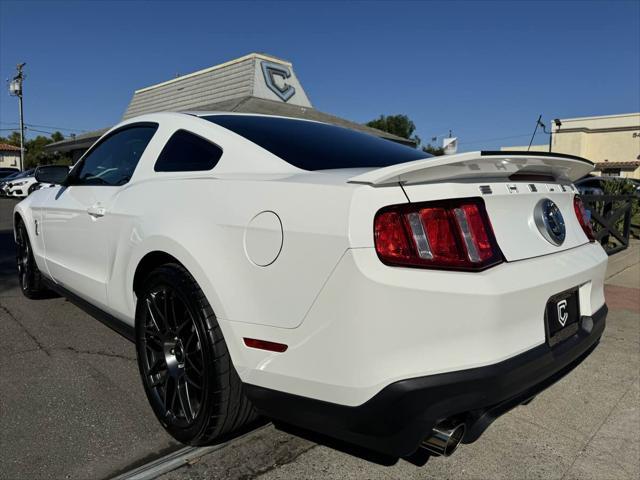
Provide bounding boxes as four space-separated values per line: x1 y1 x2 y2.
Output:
1 197 639 480
0 199 180 479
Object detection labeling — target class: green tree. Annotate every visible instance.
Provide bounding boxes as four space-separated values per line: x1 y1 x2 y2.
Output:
0 130 71 168
422 143 445 156
2 131 22 146
366 114 421 145
51 131 64 143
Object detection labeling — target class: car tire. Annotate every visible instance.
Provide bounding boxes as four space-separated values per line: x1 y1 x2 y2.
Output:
15 220 48 299
135 263 258 445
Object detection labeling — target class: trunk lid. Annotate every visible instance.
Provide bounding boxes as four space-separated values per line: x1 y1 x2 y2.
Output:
349 151 595 262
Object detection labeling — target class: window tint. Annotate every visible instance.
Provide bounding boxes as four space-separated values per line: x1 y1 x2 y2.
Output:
154 130 222 172
203 115 428 171
72 124 157 186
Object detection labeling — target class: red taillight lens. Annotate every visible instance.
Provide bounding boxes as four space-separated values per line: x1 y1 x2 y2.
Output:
454 203 497 262
374 198 503 271
373 211 414 261
573 195 595 241
420 207 463 262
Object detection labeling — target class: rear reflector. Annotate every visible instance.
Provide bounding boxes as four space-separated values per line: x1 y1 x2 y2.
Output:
374 198 503 271
243 338 288 353
573 195 595 242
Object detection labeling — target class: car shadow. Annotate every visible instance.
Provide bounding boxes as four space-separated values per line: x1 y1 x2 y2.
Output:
0 228 18 295
272 421 432 467
0 227 57 298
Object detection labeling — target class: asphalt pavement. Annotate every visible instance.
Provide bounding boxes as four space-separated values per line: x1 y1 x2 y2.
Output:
0 199 180 479
1 196 638 480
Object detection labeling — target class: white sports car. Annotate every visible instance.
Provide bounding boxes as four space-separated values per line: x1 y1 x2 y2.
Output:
14 112 607 459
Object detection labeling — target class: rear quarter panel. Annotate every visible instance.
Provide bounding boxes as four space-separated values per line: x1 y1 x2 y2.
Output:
107 176 361 329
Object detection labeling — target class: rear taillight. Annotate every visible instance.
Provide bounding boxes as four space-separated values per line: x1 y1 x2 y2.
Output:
374 198 503 271
573 195 595 241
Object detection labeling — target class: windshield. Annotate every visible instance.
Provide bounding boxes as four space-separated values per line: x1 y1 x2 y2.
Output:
2 172 21 180
9 170 33 180
203 115 429 171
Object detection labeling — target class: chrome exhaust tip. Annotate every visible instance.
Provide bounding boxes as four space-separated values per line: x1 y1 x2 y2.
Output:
421 423 466 457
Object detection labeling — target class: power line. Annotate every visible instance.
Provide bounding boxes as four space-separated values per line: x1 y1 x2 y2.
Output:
28 123 88 133
2 127 71 136
26 127 60 135
0 121 88 133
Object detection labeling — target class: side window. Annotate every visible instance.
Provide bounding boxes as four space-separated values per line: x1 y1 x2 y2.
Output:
72 124 157 186
154 130 223 172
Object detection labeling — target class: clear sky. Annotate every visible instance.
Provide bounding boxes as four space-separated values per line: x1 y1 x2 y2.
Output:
1 0 638 151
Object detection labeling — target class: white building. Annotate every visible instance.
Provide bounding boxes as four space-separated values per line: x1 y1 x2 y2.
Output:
504 112 640 179
0 143 20 169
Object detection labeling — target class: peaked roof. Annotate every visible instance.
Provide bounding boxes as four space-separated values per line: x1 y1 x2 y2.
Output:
123 53 312 120
0 143 21 152
44 128 110 153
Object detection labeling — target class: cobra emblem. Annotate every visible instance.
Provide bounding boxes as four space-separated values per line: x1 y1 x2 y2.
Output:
534 199 566 246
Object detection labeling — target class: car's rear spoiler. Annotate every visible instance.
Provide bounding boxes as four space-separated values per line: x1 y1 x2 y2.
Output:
347 150 594 186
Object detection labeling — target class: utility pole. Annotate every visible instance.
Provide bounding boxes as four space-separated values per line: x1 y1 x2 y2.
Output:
8 63 26 171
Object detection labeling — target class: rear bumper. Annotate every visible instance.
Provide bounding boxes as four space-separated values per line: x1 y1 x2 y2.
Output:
245 304 606 457
230 242 607 407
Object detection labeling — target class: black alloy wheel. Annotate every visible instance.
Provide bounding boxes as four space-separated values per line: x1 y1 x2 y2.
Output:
15 221 46 298
139 285 205 428
135 264 257 444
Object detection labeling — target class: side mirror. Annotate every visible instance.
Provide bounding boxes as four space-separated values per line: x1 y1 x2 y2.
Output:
35 165 70 185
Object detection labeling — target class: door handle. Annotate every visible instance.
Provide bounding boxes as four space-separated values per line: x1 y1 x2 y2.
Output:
87 205 106 218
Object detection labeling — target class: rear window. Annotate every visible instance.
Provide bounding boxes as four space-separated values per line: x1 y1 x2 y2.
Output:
202 115 428 171
155 130 223 172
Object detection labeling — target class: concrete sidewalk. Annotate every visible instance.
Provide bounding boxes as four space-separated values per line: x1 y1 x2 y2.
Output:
159 245 640 480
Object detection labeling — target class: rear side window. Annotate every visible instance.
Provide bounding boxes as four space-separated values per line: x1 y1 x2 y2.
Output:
155 130 223 172
203 115 428 171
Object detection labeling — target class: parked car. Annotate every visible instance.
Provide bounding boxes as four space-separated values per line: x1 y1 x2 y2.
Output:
575 175 640 196
2 166 64 198
0 171 22 196
1 169 34 197
575 176 605 195
6 171 37 198
14 112 607 460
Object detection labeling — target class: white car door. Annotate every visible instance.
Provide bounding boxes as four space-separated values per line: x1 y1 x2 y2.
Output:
42 124 158 307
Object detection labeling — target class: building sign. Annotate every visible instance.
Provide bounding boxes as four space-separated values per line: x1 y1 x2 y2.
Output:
261 61 296 102
443 137 458 155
